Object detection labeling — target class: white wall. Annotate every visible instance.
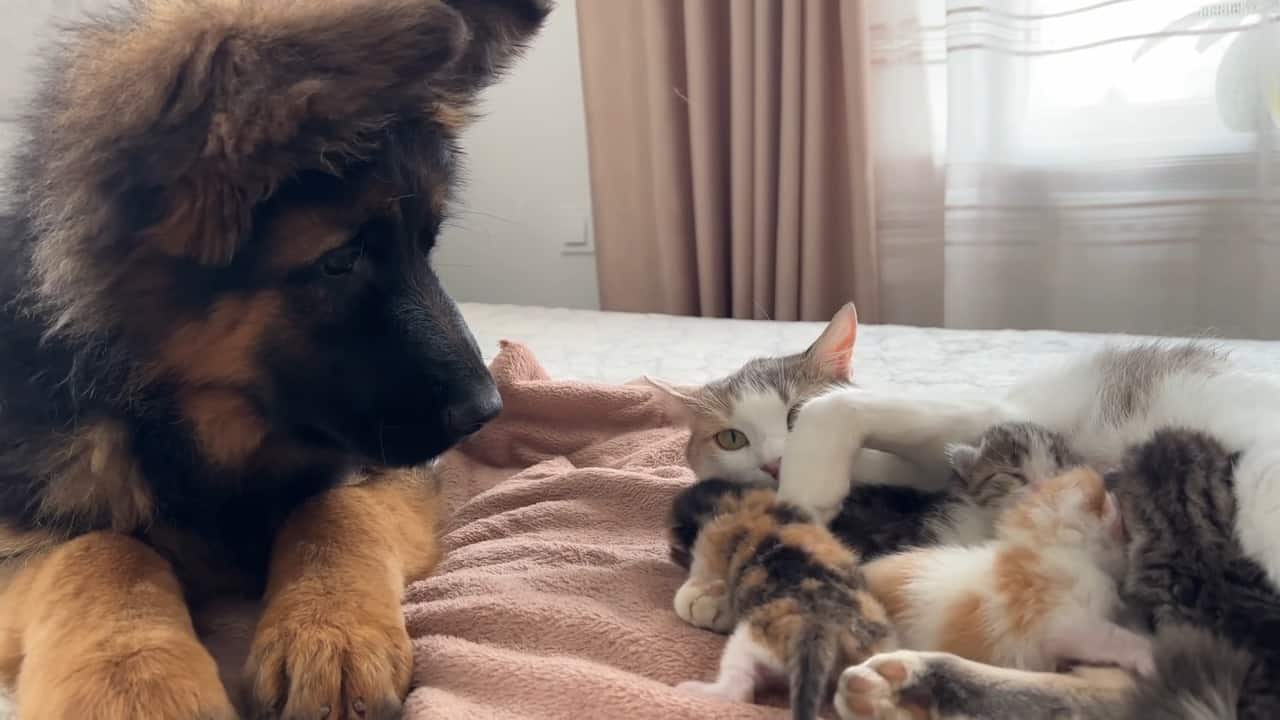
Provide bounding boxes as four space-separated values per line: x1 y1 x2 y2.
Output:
433 0 600 309
1 1 115 197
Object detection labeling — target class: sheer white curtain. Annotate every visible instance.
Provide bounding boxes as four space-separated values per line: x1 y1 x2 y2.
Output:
870 0 1280 339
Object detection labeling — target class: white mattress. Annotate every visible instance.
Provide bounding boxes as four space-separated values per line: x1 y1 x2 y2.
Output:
459 302 1280 396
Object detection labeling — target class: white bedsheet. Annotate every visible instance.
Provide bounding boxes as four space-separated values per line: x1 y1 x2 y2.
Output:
459 303 1280 396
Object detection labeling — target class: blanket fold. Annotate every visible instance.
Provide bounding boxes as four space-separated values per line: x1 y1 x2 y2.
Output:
404 341 787 719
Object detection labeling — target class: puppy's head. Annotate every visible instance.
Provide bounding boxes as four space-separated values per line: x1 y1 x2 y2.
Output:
20 0 552 469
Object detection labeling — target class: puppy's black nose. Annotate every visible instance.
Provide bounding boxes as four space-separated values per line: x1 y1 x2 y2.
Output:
444 383 503 438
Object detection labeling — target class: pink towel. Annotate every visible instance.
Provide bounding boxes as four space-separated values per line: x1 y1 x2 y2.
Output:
404 341 790 719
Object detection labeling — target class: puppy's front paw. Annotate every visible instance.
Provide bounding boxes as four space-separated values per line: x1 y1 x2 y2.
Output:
25 638 236 720
674 578 733 633
244 588 412 720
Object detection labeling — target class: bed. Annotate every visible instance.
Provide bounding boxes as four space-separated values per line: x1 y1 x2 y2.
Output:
2 306 1273 719
458 302 1279 389
391 304 1278 720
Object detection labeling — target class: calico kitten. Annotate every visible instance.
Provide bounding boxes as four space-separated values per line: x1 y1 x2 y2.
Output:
829 421 1080 558
670 478 896 720
1108 427 1280 718
861 466 1153 676
648 303 858 486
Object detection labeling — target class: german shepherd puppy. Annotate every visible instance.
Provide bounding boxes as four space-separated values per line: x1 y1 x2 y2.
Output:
0 1 548 718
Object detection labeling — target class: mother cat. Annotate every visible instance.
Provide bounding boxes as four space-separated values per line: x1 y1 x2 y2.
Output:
781 337 1280 718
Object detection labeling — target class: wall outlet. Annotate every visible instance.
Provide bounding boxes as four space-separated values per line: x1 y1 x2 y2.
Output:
561 216 595 256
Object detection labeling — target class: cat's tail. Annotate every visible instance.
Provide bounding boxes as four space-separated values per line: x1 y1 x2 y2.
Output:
788 621 841 720
1081 624 1252 719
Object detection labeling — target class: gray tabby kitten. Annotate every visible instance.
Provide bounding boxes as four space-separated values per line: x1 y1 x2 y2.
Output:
1108 427 1279 719
828 421 1080 558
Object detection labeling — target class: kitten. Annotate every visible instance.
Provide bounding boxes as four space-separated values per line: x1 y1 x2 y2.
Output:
832 428 1278 720
829 421 1080 559
648 303 858 487
1108 427 1280 718
670 478 897 720
860 466 1153 676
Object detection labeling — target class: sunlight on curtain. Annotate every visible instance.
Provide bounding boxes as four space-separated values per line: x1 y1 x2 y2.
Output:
871 0 1279 338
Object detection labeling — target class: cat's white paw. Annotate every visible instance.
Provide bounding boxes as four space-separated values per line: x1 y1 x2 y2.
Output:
673 579 733 633
835 651 932 720
778 391 862 523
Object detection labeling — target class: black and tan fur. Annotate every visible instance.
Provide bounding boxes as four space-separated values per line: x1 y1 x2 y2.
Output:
671 479 896 720
0 1 549 718
834 428 1279 720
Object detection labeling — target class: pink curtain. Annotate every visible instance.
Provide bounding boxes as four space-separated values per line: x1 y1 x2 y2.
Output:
576 0 881 322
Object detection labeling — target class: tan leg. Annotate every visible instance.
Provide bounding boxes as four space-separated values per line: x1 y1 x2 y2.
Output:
0 532 234 720
243 468 442 720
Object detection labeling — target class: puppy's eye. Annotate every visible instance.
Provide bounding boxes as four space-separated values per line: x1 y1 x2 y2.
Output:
714 429 749 451
318 242 364 276
786 404 801 431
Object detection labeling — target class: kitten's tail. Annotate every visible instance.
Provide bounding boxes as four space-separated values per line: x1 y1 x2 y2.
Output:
788 621 840 720
1082 625 1253 719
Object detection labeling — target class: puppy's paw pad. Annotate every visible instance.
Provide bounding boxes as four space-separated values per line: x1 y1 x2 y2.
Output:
244 601 411 720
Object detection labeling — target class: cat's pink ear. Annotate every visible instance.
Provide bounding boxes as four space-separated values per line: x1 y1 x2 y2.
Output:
644 376 700 425
806 302 858 379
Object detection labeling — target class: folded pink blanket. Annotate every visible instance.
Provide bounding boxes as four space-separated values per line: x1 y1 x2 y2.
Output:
403 341 790 719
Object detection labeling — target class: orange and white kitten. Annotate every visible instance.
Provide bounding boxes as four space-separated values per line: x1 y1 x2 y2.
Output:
862 467 1154 676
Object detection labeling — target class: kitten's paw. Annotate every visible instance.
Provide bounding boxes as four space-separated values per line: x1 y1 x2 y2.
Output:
835 651 933 720
676 680 721 698
674 579 733 633
676 679 752 704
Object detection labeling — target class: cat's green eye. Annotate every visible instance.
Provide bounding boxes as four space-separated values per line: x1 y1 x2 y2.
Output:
714 429 750 451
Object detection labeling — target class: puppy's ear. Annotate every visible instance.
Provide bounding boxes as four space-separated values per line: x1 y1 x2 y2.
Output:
644 376 701 426
437 0 554 97
804 302 858 380
37 1 547 267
